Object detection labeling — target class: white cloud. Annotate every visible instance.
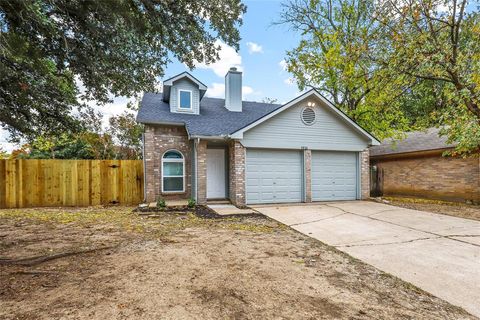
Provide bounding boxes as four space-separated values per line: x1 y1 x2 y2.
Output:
279 59 288 71
206 83 259 100
246 41 263 54
205 83 226 98
0 129 19 153
195 40 242 77
284 77 295 85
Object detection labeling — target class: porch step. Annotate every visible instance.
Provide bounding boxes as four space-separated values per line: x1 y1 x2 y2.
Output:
206 199 231 205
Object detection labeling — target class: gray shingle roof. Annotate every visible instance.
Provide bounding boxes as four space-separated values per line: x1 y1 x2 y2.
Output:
136 93 282 136
370 127 456 157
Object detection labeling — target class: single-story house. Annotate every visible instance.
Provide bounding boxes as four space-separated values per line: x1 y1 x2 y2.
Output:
136 68 379 206
370 128 480 203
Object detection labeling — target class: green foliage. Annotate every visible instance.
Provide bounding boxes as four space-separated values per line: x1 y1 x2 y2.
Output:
280 0 480 154
156 198 166 210
374 0 480 153
0 147 7 159
261 97 279 104
279 0 411 140
187 198 196 209
0 0 246 140
10 103 142 160
107 107 143 160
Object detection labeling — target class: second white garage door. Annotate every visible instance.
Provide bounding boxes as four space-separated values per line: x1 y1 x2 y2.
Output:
312 151 358 201
246 149 302 204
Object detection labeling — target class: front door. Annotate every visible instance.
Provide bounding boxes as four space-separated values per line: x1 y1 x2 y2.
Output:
207 148 226 199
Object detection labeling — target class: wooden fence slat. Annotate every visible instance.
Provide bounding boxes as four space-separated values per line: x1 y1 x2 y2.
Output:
0 159 143 208
0 160 6 209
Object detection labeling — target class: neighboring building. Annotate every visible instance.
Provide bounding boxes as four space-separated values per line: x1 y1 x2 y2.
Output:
136 68 379 206
370 128 480 203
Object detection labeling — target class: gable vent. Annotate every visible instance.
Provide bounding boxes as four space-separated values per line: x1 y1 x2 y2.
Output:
301 107 316 125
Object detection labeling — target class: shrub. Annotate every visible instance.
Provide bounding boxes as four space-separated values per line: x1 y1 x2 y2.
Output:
156 198 166 209
187 198 196 208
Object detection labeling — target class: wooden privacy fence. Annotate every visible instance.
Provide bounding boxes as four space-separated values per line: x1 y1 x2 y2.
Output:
0 159 144 208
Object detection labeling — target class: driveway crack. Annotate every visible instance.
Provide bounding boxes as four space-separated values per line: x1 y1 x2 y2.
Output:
289 213 346 226
335 236 441 248
324 204 480 248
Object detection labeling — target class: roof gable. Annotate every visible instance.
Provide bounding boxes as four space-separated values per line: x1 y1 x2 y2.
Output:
230 89 380 146
162 72 207 102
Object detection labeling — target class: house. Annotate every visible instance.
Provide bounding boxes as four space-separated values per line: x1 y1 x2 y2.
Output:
136 68 380 206
370 128 480 203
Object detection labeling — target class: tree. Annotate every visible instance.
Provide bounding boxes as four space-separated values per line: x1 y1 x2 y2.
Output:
278 0 411 139
262 97 279 104
0 146 7 159
107 110 143 160
374 0 480 153
376 0 480 120
0 0 246 140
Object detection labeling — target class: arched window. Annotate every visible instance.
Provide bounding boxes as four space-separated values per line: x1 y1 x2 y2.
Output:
162 150 185 192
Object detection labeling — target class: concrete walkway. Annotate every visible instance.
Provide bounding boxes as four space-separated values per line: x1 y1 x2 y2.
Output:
253 201 480 317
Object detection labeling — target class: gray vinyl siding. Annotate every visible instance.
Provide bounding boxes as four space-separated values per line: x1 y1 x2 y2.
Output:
169 78 200 115
241 97 370 151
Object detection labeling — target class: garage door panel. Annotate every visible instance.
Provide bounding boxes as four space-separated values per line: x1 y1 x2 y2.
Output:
312 151 357 201
246 149 302 204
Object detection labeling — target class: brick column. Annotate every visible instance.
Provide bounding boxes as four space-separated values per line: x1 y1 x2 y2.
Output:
360 149 370 200
196 140 208 204
144 126 156 202
229 140 246 207
304 149 312 202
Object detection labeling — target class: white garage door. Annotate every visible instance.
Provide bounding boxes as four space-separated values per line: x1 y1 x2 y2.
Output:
246 149 302 204
312 151 358 201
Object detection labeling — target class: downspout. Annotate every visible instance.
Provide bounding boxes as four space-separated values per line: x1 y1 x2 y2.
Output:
142 132 146 202
194 138 200 202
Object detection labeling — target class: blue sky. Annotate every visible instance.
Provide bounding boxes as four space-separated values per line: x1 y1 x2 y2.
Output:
0 0 302 152
166 0 301 102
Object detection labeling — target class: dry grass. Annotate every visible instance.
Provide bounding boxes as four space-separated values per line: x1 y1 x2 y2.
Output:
0 206 474 319
382 196 480 222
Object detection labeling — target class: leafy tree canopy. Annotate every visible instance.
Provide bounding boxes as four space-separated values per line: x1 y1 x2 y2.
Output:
11 104 143 160
278 0 411 140
280 0 480 154
0 0 246 141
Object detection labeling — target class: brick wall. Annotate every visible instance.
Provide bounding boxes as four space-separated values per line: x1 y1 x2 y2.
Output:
304 149 312 202
360 149 370 200
144 124 192 202
229 140 246 207
372 153 480 203
196 140 207 204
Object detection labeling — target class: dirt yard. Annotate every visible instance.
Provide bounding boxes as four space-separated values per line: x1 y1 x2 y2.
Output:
0 206 474 319
380 196 480 222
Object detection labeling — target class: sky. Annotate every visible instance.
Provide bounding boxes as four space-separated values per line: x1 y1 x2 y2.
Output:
0 0 302 152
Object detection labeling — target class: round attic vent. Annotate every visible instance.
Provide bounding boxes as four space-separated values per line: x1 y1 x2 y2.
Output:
301 107 316 125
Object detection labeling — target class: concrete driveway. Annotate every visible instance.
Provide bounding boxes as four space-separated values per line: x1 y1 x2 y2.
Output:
253 201 480 317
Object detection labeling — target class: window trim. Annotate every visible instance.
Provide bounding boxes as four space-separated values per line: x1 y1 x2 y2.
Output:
161 149 185 193
178 89 193 111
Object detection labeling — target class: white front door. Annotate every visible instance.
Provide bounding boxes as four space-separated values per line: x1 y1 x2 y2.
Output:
207 148 226 199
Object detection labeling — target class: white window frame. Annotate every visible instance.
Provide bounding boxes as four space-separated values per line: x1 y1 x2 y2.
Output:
178 89 193 111
161 150 185 193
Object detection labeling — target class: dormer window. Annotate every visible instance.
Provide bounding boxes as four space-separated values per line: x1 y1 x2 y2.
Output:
179 90 192 110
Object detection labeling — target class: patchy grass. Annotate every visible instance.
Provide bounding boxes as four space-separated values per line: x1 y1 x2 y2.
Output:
380 196 480 222
0 206 474 319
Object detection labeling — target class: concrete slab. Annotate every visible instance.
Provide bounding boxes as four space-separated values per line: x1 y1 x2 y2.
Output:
207 204 256 216
254 204 344 226
254 201 480 317
370 207 480 236
167 200 189 207
291 213 429 247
